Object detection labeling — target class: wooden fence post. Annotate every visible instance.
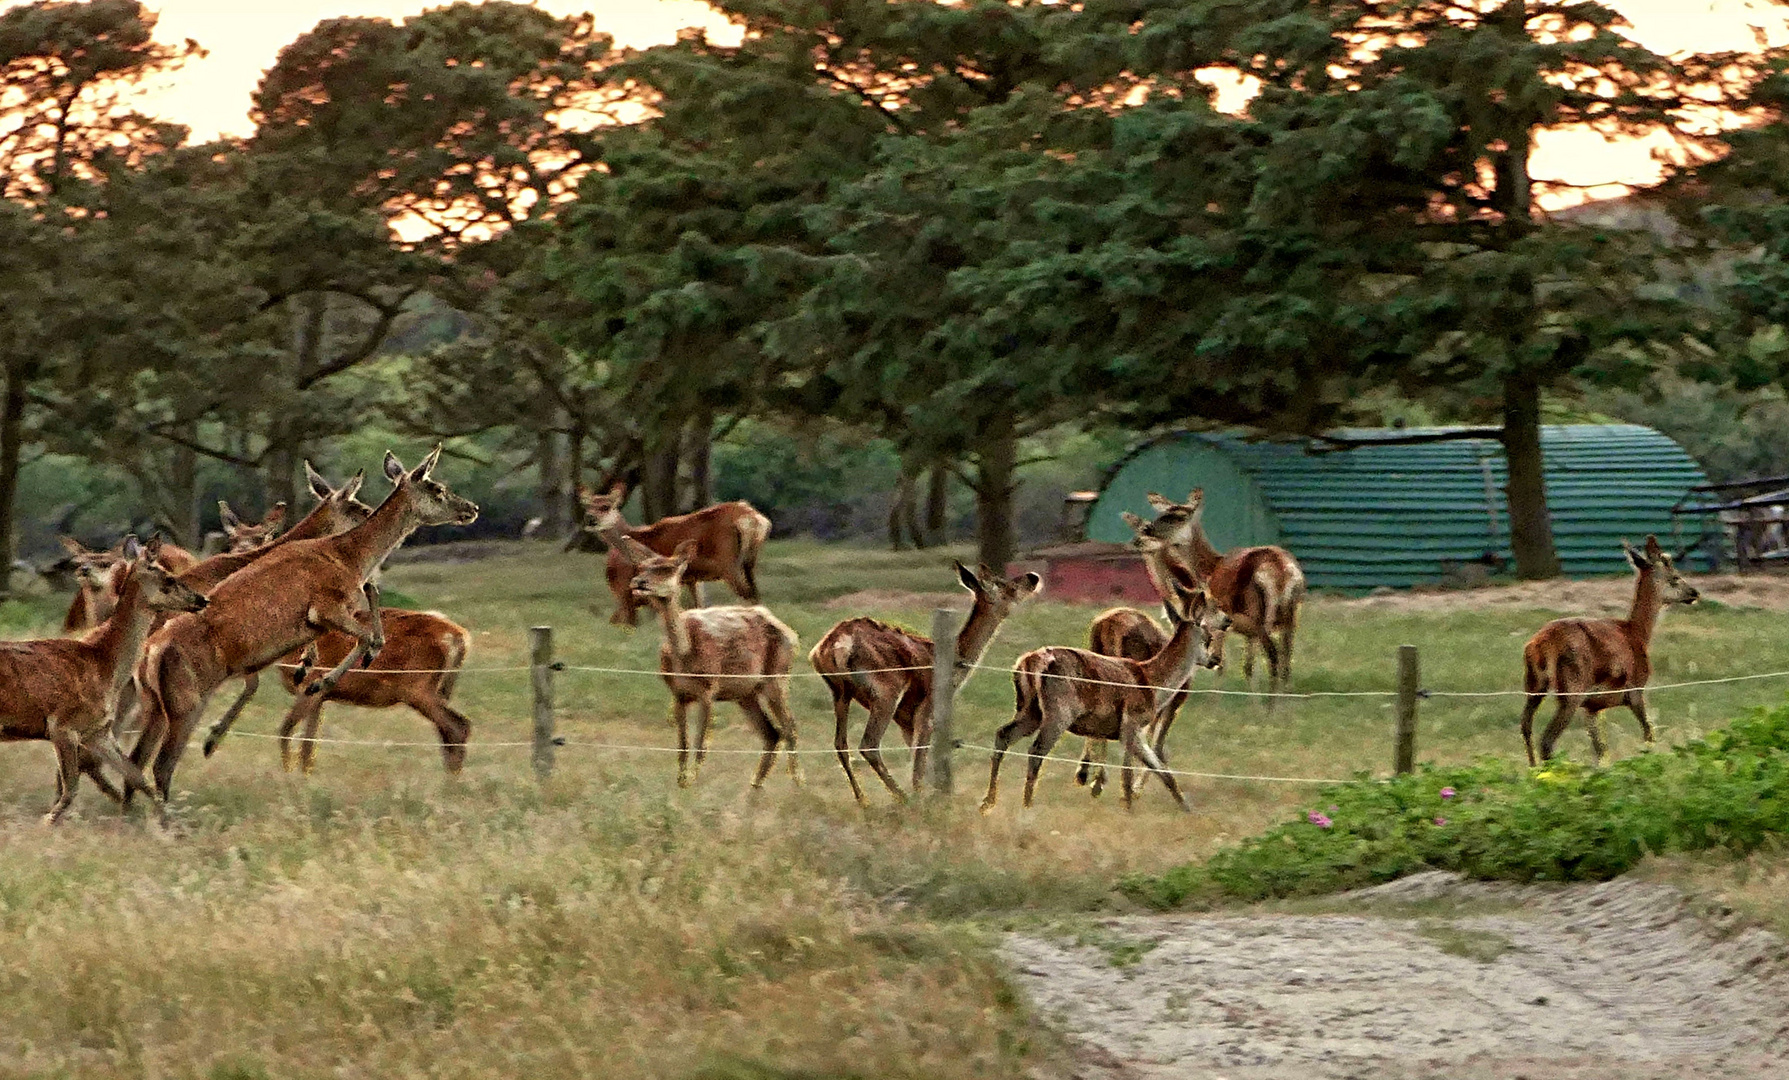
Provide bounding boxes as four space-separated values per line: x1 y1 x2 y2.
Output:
531 626 556 780
1394 644 1419 776
929 607 959 796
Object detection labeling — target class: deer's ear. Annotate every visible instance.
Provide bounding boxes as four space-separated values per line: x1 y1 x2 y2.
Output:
58 536 85 557
265 503 288 529
411 444 443 481
575 484 595 504
384 451 406 483
120 534 142 562
1121 511 1146 532
1016 571 1043 599
144 535 163 561
341 470 364 500
955 560 981 593
305 460 332 500
620 537 657 564
218 501 241 531
672 539 699 565
608 481 627 500
1645 534 1664 561
1145 492 1174 511
1622 540 1647 569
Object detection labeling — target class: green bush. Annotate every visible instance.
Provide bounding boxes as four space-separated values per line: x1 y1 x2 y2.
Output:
1123 702 1789 909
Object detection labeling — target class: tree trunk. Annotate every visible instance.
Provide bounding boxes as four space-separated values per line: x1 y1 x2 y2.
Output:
263 417 300 513
683 408 713 512
640 427 682 523
925 460 949 546
171 429 200 548
1501 373 1560 580
536 425 565 537
0 359 29 593
566 423 585 529
973 411 1018 572
889 461 920 550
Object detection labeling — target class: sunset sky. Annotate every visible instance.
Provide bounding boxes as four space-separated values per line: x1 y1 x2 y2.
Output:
11 0 1789 206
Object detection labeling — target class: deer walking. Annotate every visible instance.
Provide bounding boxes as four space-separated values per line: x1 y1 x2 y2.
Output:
810 562 1042 805
1142 489 1304 703
982 582 1228 814
625 537 801 791
126 448 476 809
1519 535 1698 767
577 483 772 627
0 537 208 822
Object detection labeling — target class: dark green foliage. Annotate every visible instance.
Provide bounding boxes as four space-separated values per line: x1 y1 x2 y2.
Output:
1124 701 1789 909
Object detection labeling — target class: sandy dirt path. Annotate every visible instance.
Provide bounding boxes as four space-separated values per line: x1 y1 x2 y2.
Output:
1009 873 1789 1080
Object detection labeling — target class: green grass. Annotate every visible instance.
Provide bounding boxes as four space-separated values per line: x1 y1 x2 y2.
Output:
2 538 1788 1077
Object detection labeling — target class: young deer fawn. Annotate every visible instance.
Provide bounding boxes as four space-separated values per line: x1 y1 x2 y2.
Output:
217 500 288 552
1142 489 1305 703
59 535 201 633
0 537 208 822
981 581 1227 814
625 537 801 791
1519 535 1699 767
127 447 476 808
578 483 772 626
810 562 1042 805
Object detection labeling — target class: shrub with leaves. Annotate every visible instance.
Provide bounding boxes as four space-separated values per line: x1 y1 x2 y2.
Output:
1123 702 1789 910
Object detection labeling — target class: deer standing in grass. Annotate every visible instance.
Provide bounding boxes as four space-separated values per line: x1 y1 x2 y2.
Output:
126 447 476 809
1519 535 1698 767
981 577 1228 814
578 483 772 627
810 562 1042 805
0 537 208 822
625 537 801 791
1143 489 1304 703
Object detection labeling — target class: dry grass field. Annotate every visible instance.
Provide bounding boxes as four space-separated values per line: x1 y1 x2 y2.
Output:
2 539 1788 1078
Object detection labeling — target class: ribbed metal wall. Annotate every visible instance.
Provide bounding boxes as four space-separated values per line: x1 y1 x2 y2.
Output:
1088 425 1710 590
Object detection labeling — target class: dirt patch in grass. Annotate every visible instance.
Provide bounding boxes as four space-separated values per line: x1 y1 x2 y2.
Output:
1005 871 1789 1079
1335 572 1789 615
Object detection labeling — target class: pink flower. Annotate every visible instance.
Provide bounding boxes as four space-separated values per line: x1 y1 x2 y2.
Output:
1307 811 1333 829
1439 787 1456 800
1434 817 1448 826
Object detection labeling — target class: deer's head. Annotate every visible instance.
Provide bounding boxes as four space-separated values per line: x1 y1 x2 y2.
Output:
1624 535 1699 605
61 536 126 623
1164 582 1229 669
955 560 1043 618
1142 488 1206 547
304 462 375 533
577 482 628 534
381 445 479 527
626 537 689 603
122 536 209 614
218 500 287 553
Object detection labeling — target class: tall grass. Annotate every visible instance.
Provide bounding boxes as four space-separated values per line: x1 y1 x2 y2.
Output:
1 539 1786 1077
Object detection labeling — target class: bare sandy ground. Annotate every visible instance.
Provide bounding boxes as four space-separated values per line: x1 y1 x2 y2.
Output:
1335 574 1789 616
1009 872 1789 1080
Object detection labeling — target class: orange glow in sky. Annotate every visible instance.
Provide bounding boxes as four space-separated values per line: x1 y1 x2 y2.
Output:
5 0 1786 206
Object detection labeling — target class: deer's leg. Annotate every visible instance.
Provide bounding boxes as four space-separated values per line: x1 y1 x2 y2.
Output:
1020 703 1072 811
1277 605 1299 692
202 672 262 758
827 684 867 806
670 698 693 788
1520 693 1548 767
1583 703 1610 768
45 725 83 825
857 686 909 802
1538 692 1585 763
981 694 1042 814
1074 738 1109 797
83 731 159 808
763 681 802 786
77 746 125 806
692 692 715 778
898 688 928 796
276 690 319 772
1152 687 1189 766
737 697 782 790
297 693 334 775
413 695 471 775
1624 689 1655 749
1122 707 1189 813
305 585 385 697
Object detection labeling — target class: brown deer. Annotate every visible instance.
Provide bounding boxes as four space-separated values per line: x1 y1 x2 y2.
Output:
217 501 288 552
577 483 772 627
1519 535 1699 767
0 537 208 823
810 562 1042 805
981 582 1228 814
624 537 801 791
1143 489 1305 702
126 447 477 808
59 535 201 633
200 610 473 775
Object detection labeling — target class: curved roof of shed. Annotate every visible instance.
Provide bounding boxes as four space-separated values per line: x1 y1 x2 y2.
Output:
1090 424 1709 589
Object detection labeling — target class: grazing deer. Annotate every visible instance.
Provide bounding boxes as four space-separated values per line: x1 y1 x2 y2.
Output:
810 562 1042 805
981 582 1228 814
1519 535 1699 767
577 483 772 627
625 537 801 791
60 535 201 633
217 501 288 552
0 537 208 823
127 447 477 808
1143 489 1305 703
201 610 473 776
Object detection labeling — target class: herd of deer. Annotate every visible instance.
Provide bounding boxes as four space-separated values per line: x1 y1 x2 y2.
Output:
0 451 1701 824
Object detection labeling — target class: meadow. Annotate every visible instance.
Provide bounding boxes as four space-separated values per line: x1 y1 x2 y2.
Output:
1 539 1787 1079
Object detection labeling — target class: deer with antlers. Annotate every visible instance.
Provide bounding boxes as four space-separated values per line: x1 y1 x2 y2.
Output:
0 537 208 822
126 447 476 809
981 575 1228 814
1141 489 1305 703
1519 535 1699 767
624 537 801 791
577 483 772 627
810 562 1042 805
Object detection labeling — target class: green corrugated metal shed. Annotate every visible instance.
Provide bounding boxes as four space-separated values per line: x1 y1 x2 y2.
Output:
1087 425 1709 590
